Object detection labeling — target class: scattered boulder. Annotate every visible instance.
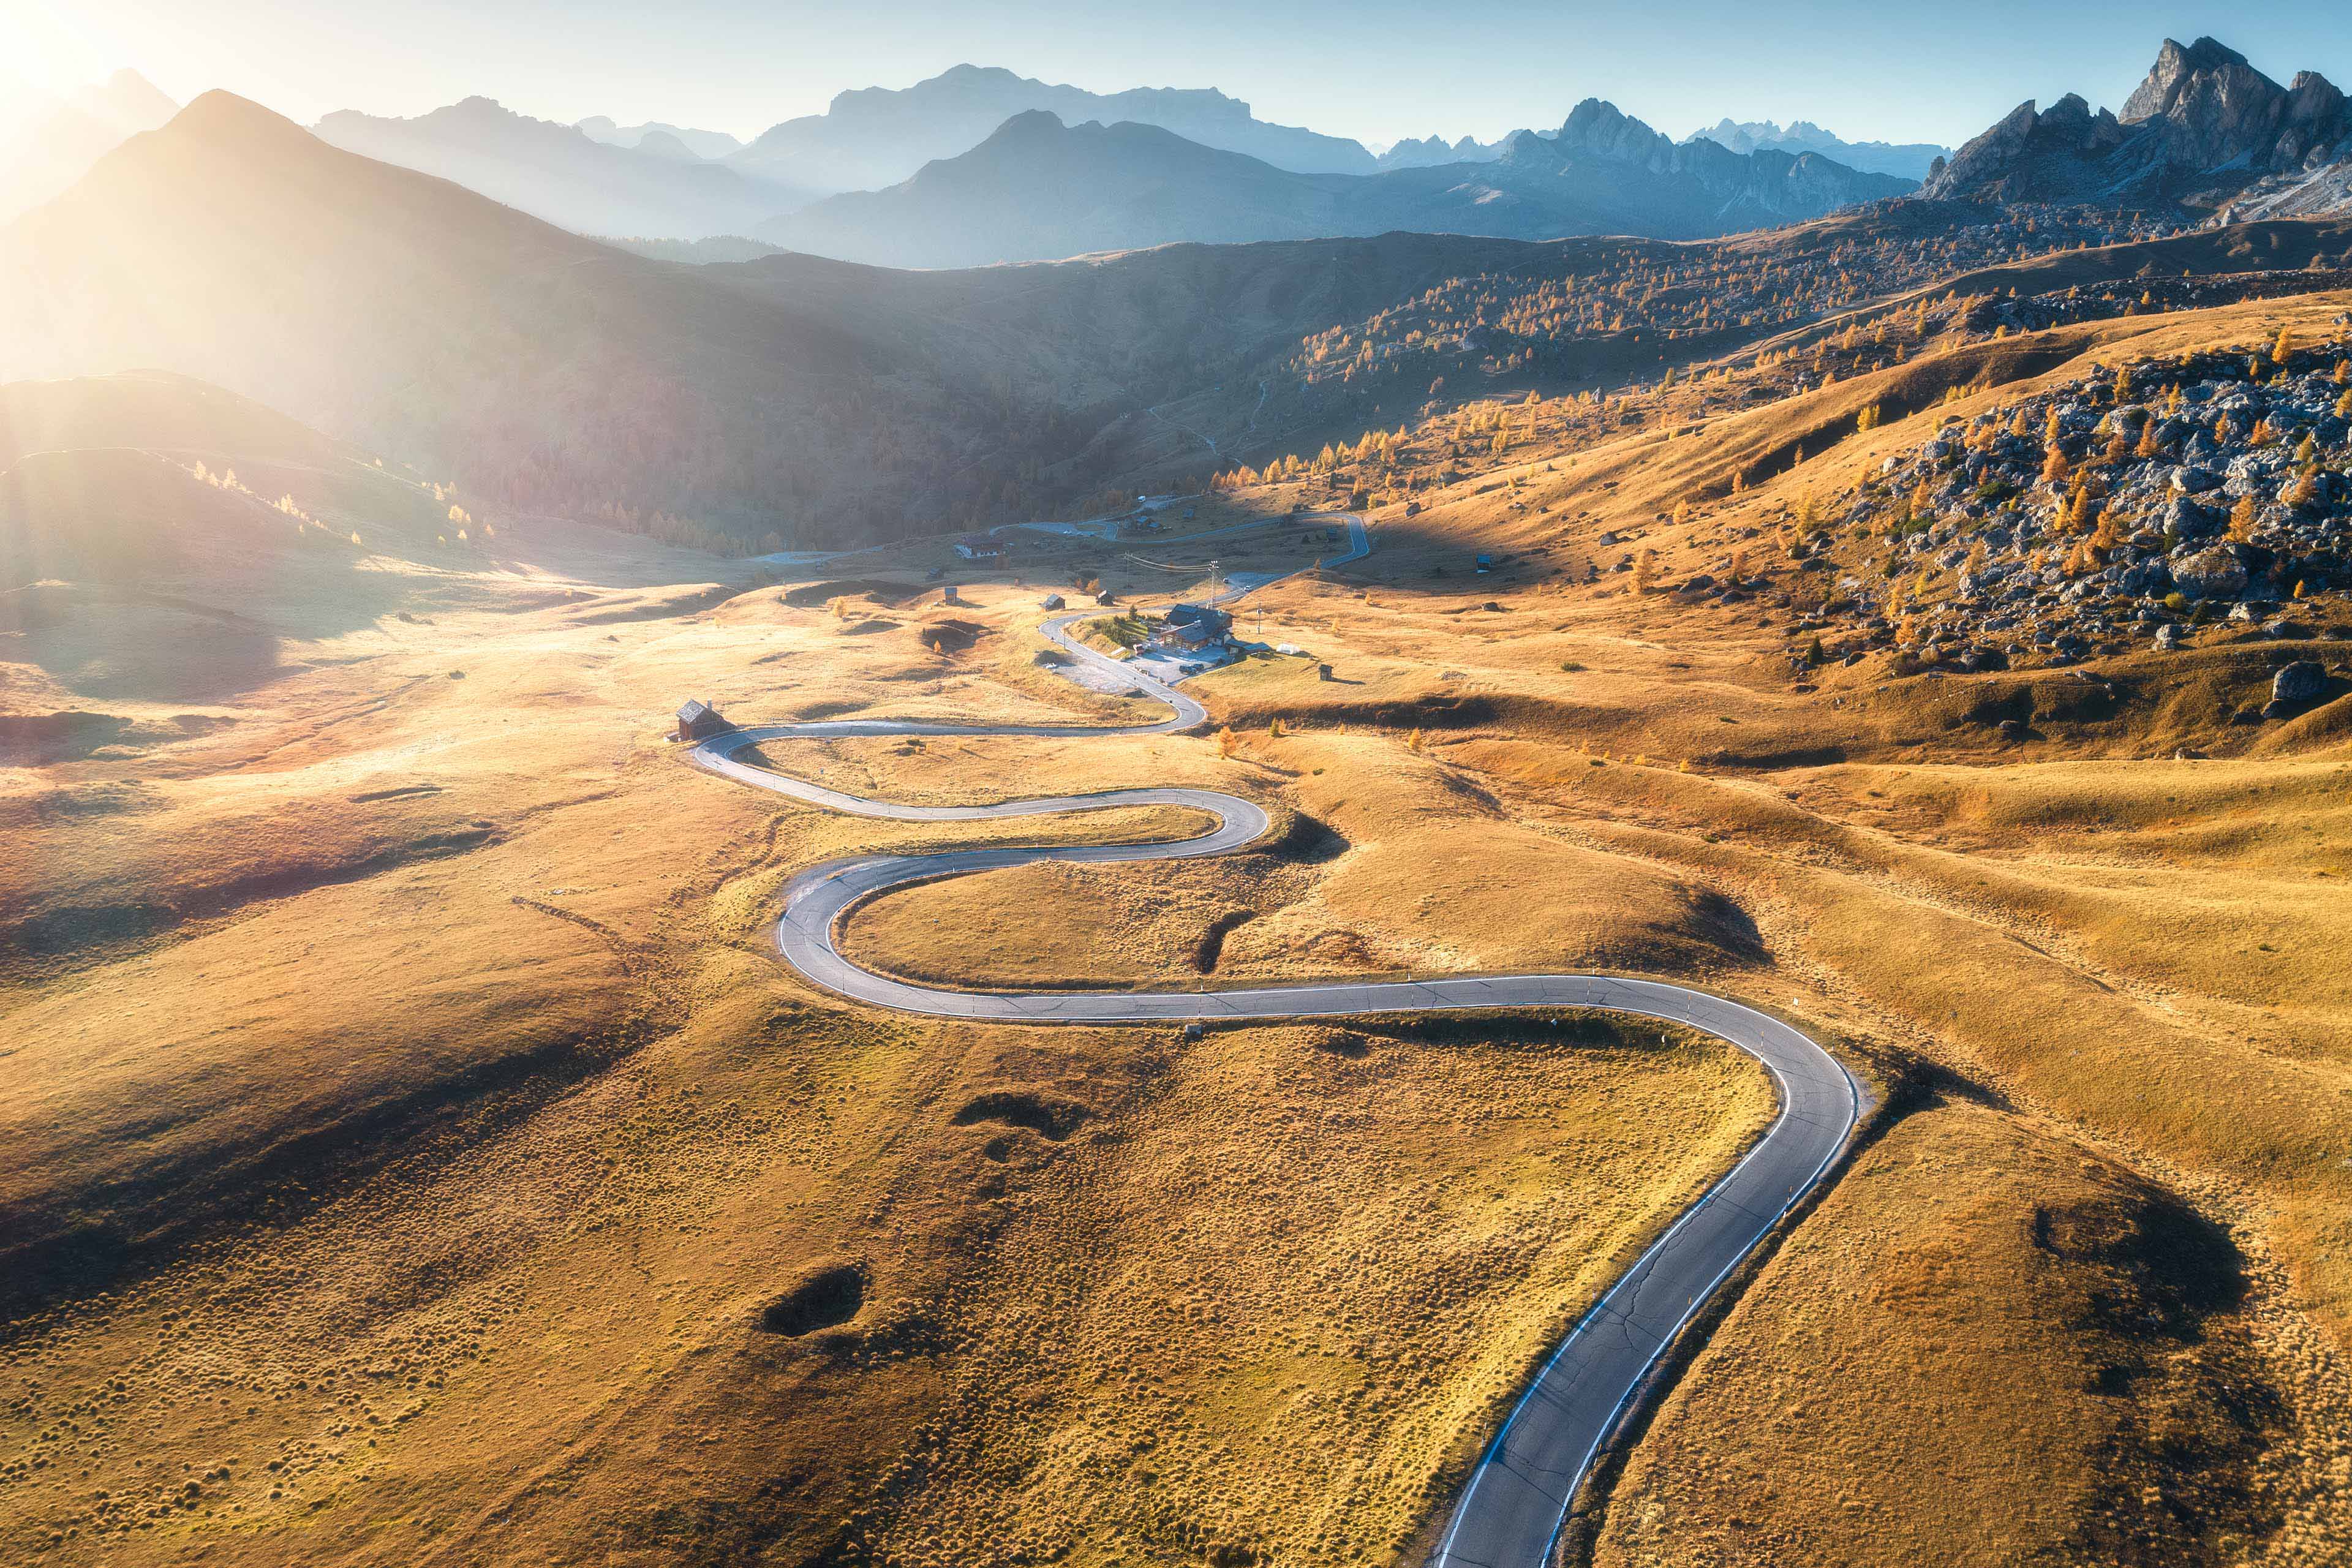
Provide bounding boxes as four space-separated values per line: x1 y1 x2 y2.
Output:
2272 659 2327 704
2154 624 2187 650
2161 496 2224 540
2171 546 2249 600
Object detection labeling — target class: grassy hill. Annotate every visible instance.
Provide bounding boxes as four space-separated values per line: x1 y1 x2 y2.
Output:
9 227 2352 1566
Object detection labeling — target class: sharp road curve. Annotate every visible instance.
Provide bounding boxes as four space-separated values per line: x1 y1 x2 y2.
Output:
684 519 1860 1566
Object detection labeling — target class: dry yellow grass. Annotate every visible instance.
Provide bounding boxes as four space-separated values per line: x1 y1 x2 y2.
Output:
15 288 2352 1564
0 481 1782 1567
843 729 1757 992
836 1017 1771 1568
1593 1096 2352 1568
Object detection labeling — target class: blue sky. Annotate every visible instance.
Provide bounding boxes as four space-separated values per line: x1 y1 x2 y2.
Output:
15 0 2352 150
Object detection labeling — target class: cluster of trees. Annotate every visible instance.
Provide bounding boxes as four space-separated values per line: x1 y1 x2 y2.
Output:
1278 213 2125 399
187 459 364 548
1214 392 1570 505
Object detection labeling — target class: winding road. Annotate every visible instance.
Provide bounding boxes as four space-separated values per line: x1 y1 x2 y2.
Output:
684 526 1860 1567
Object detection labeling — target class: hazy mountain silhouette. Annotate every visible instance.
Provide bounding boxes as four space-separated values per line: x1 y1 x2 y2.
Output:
1375 133 1510 170
313 97 810 238
0 70 178 221
763 113 1362 266
1684 118 1949 182
576 116 744 159
728 62 1378 191
759 103 1910 268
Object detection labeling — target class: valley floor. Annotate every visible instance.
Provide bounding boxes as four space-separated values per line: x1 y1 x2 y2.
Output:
11 284 2352 1567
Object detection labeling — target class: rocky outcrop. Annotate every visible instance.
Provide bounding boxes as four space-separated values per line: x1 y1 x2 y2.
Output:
1793 341 2352 685
1922 37 2352 217
1923 96 2128 204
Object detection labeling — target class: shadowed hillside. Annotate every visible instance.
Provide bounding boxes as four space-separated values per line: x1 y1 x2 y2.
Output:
0 99 1928 552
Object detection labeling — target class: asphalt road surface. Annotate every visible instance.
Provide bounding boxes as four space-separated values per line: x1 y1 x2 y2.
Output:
684 520 1859 1566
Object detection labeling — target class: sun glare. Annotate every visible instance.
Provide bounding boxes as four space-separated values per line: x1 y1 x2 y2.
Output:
0 0 116 105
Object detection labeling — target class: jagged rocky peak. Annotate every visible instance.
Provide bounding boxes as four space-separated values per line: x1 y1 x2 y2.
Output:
1924 36 2352 210
1555 99 1672 162
1552 98 1724 176
2120 36 2263 121
2119 36 2343 169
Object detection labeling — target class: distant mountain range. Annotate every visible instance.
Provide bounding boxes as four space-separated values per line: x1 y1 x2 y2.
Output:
292 66 1935 255
1374 134 1509 170
727 63 1378 191
575 116 743 160
15 38 2352 555
760 99 1910 268
1923 37 2352 220
0 70 178 221
312 97 810 239
1684 118 1950 182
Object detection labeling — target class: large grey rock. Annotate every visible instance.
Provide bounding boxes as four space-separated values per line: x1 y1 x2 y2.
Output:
2171 545 2248 599
2272 659 2327 703
2162 496 2223 540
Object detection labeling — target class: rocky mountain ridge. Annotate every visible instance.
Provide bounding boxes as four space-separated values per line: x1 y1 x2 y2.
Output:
1922 37 2352 220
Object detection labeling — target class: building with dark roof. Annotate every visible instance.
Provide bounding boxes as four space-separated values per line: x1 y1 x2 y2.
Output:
676 699 735 742
1156 603 1232 651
